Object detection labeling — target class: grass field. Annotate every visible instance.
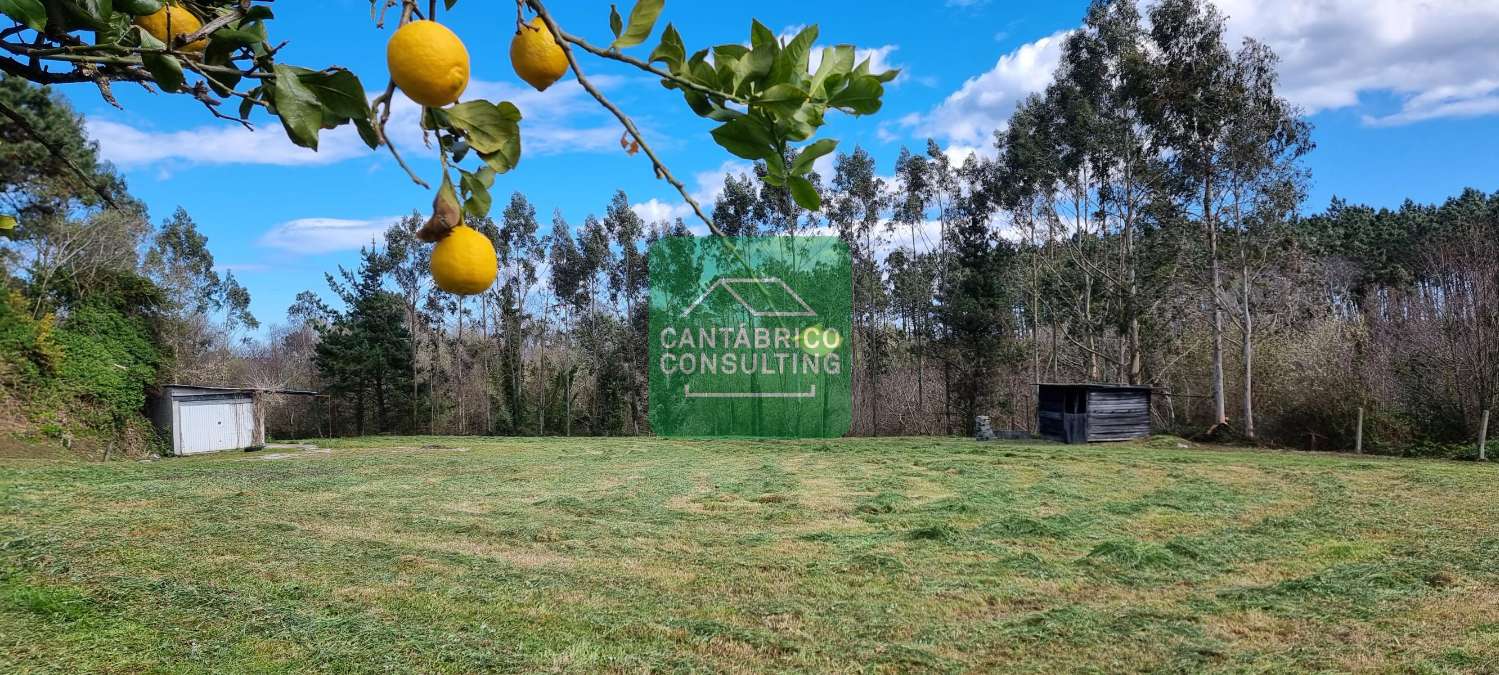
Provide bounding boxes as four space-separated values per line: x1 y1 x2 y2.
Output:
2 437 1497 673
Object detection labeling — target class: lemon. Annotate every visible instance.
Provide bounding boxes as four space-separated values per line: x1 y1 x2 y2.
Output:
430 225 497 295
387 20 470 108
510 17 567 92
134 5 206 52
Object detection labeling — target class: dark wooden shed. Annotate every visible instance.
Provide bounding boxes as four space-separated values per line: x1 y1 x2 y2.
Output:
1037 384 1153 444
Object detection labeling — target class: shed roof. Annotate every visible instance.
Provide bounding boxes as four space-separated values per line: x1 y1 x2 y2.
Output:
160 384 320 397
1035 383 1159 391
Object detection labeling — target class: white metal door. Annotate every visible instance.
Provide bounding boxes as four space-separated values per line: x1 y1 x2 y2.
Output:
176 400 256 454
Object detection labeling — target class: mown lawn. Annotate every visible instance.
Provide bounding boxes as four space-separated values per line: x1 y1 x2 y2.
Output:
1 436 1497 673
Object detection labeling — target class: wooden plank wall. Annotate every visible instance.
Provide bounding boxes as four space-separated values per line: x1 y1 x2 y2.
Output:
1086 390 1151 441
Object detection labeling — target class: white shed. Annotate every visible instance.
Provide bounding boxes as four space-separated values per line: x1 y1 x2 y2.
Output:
149 385 316 456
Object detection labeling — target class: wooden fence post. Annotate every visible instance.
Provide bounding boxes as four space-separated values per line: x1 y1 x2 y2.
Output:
1355 407 1364 454
1480 410 1490 462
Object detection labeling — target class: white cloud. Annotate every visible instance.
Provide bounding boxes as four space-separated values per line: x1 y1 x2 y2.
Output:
897 0 1499 149
630 159 754 226
86 119 370 168
1213 0 1499 125
87 76 635 169
631 198 692 225
258 216 403 254
380 77 631 156
899 31 1069 147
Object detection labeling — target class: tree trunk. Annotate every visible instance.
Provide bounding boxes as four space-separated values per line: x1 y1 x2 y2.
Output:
1206 174 1228 427
1240 233 1256 440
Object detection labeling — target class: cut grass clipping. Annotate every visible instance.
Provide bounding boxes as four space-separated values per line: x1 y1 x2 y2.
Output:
1 436 1497 672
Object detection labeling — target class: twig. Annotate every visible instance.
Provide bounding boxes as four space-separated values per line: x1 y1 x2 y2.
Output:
177 7 248 50
549 26 747 105
188 82 253 130
524 0 722 236
0 99 118 208
371 80 430 189
366 0 429 188
182 60 269 110
1 44 274 81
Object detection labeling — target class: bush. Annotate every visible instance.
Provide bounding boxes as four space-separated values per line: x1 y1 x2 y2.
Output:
1 291 162 456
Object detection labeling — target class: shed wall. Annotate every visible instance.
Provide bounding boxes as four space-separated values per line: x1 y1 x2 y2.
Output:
1085 390 1152 442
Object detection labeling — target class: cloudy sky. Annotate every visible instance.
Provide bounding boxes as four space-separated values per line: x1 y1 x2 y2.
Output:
53 0 1499 327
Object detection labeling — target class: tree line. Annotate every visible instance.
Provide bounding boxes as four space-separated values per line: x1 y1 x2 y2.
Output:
2 0 1495 458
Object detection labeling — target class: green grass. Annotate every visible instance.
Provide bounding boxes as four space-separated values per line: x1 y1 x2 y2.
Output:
1 437 1497 673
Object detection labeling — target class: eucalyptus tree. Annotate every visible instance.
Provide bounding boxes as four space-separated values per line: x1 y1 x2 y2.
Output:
497 193 542 433
1147 0 1238 429
1219 39 1313 439
828 147 889 433
604 190 649 433
711 173 761 237
383 215 431 432
893 146 936 417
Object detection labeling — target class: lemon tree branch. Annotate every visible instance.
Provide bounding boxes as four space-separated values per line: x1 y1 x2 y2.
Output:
524 0 723 236
370 0 430 189
544 24 748 106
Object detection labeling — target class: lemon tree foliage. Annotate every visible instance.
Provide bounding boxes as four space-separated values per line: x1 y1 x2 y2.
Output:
0 1 379 155
394 0 897 243
655 21 898 210
4 0 896 299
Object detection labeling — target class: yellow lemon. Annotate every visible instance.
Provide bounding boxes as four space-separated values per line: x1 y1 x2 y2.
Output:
387 20 470 108
510 17 567 92
134 5 206 52
430 225 497 295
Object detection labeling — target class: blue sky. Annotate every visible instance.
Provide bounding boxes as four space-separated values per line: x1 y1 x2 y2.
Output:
59 0 1499 329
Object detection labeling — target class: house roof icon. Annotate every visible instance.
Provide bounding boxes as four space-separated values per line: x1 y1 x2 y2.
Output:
680 277 818 318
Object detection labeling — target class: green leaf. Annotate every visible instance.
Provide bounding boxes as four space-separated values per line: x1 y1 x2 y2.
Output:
611 0 663 49
299 68 372 123
270 63 324 150
141 52 184 92
238 86 260 120
745 21 777 86
756 83 807 117
209 27 264 48
829 75 883 115
679 89 714 117
648 23 685 72
809 45 854 96
242 5 273 21
0 214 16 231
284 67 378 149
115 0 160 16
447 100 523 163
353 117 380 150
460 170 492 218
68 0 113 28
713 44 750 91
789 175 820 211
608 4 622 39
749 20 776 51
770 24 817 84
709 117 775 161
790 138 836 176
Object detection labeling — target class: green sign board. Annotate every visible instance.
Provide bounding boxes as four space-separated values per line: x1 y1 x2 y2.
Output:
649 236 852 437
